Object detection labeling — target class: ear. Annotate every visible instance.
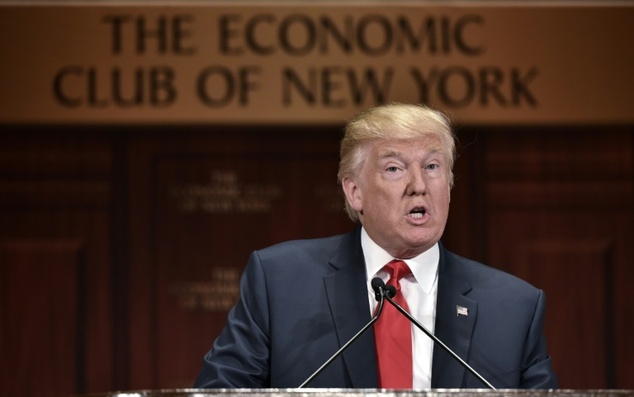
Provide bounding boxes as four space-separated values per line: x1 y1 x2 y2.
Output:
341 176 363 212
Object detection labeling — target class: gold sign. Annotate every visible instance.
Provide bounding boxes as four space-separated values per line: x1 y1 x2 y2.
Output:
0 3 633 125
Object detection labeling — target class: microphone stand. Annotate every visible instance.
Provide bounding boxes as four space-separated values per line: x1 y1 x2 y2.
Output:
298 285 388 388
384 294 498 390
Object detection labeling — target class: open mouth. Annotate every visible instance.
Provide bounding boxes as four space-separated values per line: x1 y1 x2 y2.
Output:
408 207 427 219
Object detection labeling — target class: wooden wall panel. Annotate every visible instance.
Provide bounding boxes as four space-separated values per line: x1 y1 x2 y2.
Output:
154 155 352 387
0 240 84 397
481 128 633 388
502 238 611 387
0 131 114 394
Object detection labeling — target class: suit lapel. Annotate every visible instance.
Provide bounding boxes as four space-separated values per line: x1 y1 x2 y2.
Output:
432 245 478 388
323 227 379 388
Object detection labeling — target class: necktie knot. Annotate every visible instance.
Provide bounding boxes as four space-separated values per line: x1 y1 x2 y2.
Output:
385 260 411 288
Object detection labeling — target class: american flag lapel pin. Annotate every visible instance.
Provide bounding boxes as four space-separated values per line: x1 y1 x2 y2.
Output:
456 305 469 317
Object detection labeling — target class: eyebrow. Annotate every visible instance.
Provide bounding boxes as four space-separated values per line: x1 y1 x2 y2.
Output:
378 149 403 160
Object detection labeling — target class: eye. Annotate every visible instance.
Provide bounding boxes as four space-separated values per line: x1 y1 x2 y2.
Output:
426 163 440 171
386 166 400 172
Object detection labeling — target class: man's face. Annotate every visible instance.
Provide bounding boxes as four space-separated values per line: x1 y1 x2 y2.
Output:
342 137 451 259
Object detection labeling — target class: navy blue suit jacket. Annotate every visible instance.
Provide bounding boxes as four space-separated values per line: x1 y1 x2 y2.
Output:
194 227 558 389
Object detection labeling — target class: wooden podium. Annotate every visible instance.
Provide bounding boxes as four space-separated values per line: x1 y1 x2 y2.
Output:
81 389 634 397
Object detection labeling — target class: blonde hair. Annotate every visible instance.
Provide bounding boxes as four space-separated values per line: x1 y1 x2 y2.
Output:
337 103 456 221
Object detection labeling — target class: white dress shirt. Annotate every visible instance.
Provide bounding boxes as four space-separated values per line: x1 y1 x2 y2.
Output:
362 227 439 389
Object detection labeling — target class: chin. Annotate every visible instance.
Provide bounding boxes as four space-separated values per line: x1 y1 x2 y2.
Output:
405 234 438 251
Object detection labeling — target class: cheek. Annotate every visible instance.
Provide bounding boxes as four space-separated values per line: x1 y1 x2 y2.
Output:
443 195 451 211
432 183 452 207
364 189 398 215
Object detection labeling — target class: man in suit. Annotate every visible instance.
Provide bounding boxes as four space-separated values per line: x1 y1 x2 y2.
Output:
194 103 558 389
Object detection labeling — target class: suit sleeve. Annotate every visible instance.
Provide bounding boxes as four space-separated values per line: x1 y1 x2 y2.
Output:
194 251 272 388
520 289 559 389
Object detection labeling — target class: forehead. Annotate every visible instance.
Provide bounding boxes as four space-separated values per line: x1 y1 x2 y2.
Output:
371 137 445 160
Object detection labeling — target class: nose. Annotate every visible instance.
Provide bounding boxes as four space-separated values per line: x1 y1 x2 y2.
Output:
406 167 427 196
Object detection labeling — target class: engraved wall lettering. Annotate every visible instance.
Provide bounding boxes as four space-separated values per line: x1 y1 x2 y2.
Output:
171 170 283 214
170 267 240 312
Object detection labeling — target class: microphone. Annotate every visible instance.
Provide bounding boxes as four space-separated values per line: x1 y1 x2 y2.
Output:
383 291 497 390
298 277 389 388
372 277 392 300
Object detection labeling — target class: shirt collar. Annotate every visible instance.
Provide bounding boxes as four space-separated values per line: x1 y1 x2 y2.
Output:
361 227 439 295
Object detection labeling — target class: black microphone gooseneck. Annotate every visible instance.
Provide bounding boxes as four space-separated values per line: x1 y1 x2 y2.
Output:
298 277 389 388
383 292 498 390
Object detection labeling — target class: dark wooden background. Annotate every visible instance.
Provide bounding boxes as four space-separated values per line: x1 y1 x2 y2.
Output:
0 124 632 396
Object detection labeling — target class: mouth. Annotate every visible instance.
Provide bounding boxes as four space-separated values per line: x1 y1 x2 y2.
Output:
407 206 428 219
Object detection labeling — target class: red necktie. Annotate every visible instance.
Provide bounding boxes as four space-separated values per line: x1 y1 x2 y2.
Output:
374 260 413 388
